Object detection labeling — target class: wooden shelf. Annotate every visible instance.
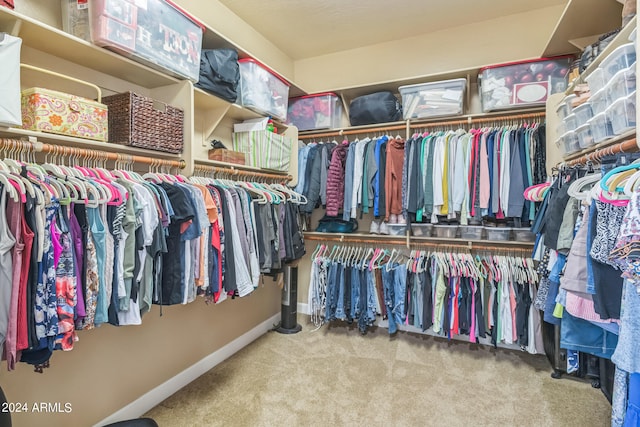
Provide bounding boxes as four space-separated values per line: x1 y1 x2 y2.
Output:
0 127 182 159
194 158 289 175
562 129 637 162
564 15 636 95
542 0 624 57
194 88 230 111
0 7 181 89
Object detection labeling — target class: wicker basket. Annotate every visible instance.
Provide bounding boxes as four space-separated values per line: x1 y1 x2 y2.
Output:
102 91 184 154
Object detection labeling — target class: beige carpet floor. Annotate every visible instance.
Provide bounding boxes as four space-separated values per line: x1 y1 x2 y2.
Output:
145 318 611 427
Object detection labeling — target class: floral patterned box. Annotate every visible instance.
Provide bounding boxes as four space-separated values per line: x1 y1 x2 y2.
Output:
21 88 108 141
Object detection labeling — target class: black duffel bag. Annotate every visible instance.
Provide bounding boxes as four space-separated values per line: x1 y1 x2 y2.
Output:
349 91 402 126
196 49 240 103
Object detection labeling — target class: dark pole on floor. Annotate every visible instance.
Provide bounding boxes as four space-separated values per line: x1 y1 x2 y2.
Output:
276 264 302 334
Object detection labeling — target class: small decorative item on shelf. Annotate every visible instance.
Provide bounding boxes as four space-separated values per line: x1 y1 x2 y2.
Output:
102 91 184 153
479 55 573 111
20 64 108 142
88 0 205 82
286 92 342 131
0 0 14 9
207 139 245 165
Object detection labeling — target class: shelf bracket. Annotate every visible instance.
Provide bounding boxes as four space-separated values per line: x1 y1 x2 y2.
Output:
8 18 21 37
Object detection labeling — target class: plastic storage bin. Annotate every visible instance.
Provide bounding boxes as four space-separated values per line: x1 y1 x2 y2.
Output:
564 113 578 131
563 131 580 154
630 28 637 43
459 226 483 240
479 56 572 111
608 91 636 135
601 43 636 80
608 66 636 102
576 123 594 149
387 224 407 236
287 92 342 131
434 225 458 238
513 228 536 242
238 59 290 121
590 87 608 115
555 137 567 156
588 111 615 143
564 94 578 114
573 103 593 127
556 101 569 120
485 227 511 241
62 0 90 42
399 78 466 119
411 223 433 237
585 67 606 94
89 0 204 82
556 122 566 137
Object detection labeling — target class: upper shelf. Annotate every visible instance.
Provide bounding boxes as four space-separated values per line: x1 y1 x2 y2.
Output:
542 0 624 57
564 15 637 95
0 7 181 89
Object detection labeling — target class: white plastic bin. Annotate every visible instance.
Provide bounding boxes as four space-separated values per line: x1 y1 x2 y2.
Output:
585 67 606 94
411 223 433 237
459 226 483 240
485 227 511 241
287 92 342 131
238 58 290 121
400 78 466 119
588 112 615 143
608 66 636 103
576 123 594 149
601 43 636 80
608 91 636 135
434 225 458 238
590 87 609 115
573 102 593 127
479 56 572 111
564 113 578 131
563 131 580 154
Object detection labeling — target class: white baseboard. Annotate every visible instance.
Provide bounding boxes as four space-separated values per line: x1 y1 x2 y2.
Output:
94 313 280 427
297 302 309 315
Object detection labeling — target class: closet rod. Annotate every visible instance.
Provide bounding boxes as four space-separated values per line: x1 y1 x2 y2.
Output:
0 138 186 169
298 111 546 140
193 164 292 182
564 138 639 166
297 123 407 140
409 111 545 130
303 233 534 252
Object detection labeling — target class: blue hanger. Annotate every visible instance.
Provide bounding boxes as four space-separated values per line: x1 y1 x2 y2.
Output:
600 161 640 192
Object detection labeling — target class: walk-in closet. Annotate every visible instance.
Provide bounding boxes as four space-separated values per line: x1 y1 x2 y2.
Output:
0 0 636 426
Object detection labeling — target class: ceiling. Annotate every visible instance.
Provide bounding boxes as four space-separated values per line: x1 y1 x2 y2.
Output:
218 0 569 60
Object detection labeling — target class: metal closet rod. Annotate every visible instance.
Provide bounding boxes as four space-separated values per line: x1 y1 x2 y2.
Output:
564 138 639 166
303 233 533 252
298 111 545 140
409 111 545 130
0 138 186 169
193 164 292 182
